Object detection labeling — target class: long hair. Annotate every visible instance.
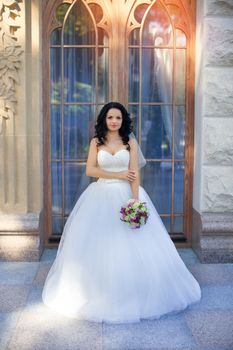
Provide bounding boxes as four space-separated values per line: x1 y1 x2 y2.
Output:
94 102 133 149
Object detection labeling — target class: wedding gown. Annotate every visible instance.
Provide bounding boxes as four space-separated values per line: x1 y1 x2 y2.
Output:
42 148 201 323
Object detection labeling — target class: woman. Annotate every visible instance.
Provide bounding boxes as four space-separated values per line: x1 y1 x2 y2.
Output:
42 102 201 323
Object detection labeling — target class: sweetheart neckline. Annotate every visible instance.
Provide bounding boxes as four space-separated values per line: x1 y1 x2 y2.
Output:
97 149 129 157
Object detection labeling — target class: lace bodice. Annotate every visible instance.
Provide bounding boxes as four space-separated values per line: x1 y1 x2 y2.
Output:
97 149 130 183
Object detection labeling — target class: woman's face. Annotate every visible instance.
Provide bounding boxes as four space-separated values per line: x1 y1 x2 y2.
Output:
105 108 123 132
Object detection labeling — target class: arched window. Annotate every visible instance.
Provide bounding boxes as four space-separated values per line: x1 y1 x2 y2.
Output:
127 1 192 239
43 0 195 245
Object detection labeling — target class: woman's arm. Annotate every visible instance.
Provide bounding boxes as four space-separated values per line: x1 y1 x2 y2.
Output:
128 138 140 200
86 138 137 182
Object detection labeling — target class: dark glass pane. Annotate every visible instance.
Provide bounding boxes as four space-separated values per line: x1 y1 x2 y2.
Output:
56 3 70 23
134 3 149 24
64 105 93 159
50 28 61 45
52 216 63 234
98 48 108 102
176 29 186 47
50 47 61 103
173 216 184 233
142 49 173 103
174 162 184 214
50 105 61 159
141 161 172 214
174 106 185 159
129 28 140 45
64 48 95 103
89 3 103 23
98 27 109 46
128 48 139 102
64 163 91 214
51 162 62 214
176 49 186 104
128 104 139 138
142 2 173 46
141 105 172 159
161 216 171 233
63 1 95 45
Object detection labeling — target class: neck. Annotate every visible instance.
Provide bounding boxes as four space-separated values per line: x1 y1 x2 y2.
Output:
106 130 121 141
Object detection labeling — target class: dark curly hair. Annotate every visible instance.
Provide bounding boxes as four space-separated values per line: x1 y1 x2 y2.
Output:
94 102 133 150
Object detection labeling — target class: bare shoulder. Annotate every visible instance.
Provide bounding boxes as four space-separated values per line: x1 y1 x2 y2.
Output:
128 137 137 149
90 137 99 147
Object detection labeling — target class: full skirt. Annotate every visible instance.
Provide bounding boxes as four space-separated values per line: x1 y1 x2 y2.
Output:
42 179 201 323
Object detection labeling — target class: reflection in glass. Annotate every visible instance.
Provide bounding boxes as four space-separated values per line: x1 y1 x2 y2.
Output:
174 162 184 214
141 161 172 214
63 1 95 45
64 105 93 159
176 29 186 47
128 48 139 102
174 106 185 159
128 105 139 138
50 28 61 45
142 48 173 103
50 105 61 159
98 28 109 46
56 3 70 23
142 1 173 46
161 216 171 232
65 163 91 215
89 3 103 24
51 162 62 214
64 48 95 103
134 3 149 24
98 48 108 102
50 47 61 104
141 105 172 159
175 49 186 104
173 216 184 233
129 28 140 46
52 216 63 234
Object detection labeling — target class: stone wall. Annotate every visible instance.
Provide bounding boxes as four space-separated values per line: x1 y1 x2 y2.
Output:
0 1 43 261
193 0 233 262
0 0 232 262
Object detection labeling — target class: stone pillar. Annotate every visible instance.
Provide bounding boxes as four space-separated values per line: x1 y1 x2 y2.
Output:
0 0 43 261
193 0 233 262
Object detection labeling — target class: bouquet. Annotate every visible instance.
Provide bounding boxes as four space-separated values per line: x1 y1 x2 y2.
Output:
120 199 149 229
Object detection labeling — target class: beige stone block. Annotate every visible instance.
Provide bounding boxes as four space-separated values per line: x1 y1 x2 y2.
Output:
202 166 233 211
0 213 39 232
205 18 233 66
203 119 233 165
0 235 43 262
0 135 28 211
27 134 43 212
205 0 233 16
204 68 233 118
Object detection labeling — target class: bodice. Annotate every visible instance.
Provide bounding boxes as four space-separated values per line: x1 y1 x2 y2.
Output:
97 149 130 183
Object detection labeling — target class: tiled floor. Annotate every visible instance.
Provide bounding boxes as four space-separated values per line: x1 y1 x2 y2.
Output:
1 249 233 350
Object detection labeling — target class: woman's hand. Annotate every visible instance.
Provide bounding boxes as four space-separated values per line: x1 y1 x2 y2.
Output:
118 170 137 182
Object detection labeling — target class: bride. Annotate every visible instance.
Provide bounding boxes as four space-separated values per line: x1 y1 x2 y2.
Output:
42 101 201 323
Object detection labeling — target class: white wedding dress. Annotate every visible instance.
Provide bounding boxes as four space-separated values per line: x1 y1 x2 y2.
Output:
42 148 201 323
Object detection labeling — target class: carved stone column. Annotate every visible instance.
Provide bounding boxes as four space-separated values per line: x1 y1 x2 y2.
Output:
0 0 43 261
193 0 233 262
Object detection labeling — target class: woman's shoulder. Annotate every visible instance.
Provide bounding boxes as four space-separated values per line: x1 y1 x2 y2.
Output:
90 137 98 145
90 137 100 151
128 137 137 148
